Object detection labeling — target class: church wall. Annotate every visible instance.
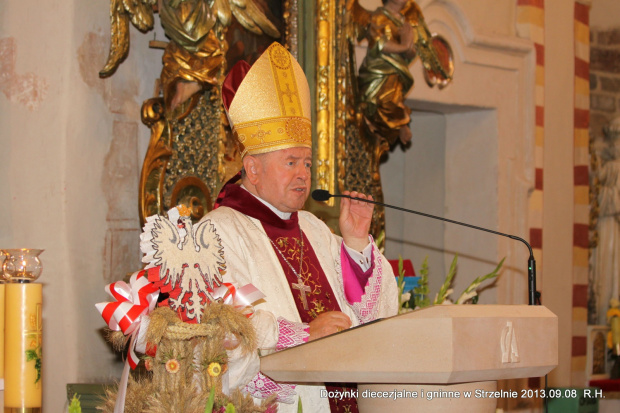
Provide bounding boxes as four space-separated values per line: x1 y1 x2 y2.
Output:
0 0 616 410
542 0 579 387
0 0 162 410
416 0 517 38
443 110 499 304
380 0 592 393
590 0 620 30
381 112 448 294
377 0 535 305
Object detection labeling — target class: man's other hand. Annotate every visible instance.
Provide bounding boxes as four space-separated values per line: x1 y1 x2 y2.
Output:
308 311 352 341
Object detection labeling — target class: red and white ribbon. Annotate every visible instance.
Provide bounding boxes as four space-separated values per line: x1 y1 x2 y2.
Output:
212 282 265 317
95 267 160 413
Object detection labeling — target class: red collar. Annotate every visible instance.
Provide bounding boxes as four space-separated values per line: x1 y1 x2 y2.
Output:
217 183 299 231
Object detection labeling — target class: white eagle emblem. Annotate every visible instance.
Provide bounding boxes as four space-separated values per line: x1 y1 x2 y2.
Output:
140 206 226 322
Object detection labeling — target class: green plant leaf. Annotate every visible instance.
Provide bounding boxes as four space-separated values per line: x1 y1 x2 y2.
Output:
434 255 458 305
397 255 407 312
297 396 303 413
225 403 235 413
376 230 385 254
68 394 82 413
204 385 215 413
25 347 41 383
413 256 430 308
456 258 505 304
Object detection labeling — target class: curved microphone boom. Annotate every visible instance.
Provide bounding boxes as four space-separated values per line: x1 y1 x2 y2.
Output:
312 189 540 305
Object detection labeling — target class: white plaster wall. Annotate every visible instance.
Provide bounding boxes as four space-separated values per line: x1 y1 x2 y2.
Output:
419 0 517 38
443 110 499 304
382 108 501 304
543 0 577 388
381 112 448 294
590 0 620 30
0 0 163 410
360 0 517 38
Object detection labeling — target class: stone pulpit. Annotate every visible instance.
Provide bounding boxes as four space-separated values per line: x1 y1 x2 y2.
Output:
261 305 558 412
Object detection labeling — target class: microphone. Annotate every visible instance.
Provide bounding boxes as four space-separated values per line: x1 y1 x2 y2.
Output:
312 189 540 305
312 189 332 202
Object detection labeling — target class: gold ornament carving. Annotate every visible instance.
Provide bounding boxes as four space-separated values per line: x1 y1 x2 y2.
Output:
100 1 297 226
311 0 454 246
315 0 336 206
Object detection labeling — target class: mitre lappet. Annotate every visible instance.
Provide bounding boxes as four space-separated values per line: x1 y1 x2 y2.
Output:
222 42 312 157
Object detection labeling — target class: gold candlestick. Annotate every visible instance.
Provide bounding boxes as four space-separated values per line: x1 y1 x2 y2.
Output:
2 249 43 413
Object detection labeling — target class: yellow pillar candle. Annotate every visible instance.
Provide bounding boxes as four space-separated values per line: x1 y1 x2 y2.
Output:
0 283 5 386
4 283 42 412
612 316 620 356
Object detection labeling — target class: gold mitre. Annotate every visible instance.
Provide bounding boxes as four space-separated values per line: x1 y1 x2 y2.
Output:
222 42 312 157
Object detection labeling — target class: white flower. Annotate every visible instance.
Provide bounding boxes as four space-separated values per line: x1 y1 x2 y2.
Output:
401 292 411 302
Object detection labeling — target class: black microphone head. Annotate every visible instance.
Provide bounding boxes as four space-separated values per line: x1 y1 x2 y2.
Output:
312 189 332 202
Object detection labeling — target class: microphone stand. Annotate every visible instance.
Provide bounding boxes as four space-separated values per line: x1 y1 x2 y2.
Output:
322 192 541 305
318 191 545 412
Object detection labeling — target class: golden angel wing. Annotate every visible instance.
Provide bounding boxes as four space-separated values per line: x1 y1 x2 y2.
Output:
345 0 372 42
402 0 424 26
100 0 130 78
403 0 454 88
100 0 155 78
229 0 280 38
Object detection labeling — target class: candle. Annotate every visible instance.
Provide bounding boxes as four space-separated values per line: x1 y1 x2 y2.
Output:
4 283 42 411
0 283 5 387
612 316 620 356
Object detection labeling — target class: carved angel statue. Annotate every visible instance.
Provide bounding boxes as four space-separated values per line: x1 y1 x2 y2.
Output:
140 205 227 322
100 0 280 114
347 0 453 145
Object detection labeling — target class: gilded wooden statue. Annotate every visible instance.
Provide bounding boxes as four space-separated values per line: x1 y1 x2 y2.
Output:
100 0 286 225
329 0 453 243
351 0 453 146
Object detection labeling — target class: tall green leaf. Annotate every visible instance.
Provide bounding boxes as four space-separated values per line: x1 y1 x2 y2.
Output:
434 255 458 305
413 256 430 308
204 386 215 413
456 258 505 304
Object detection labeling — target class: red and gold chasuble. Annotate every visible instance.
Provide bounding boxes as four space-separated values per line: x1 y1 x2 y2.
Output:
218 184 358 413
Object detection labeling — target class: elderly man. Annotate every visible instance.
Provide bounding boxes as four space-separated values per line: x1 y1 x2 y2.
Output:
205 42 398 412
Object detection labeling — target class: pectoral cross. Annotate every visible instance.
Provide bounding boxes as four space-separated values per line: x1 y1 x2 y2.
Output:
292 279 311 310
